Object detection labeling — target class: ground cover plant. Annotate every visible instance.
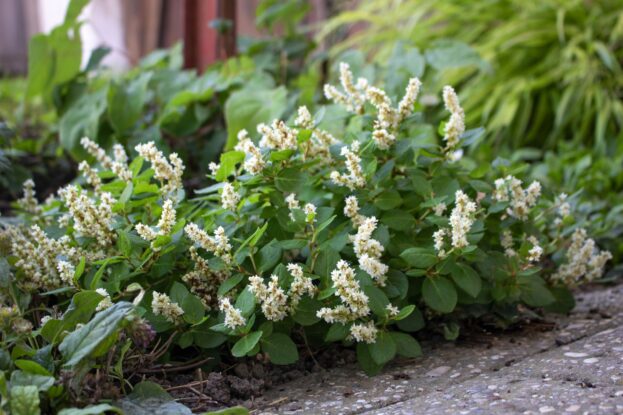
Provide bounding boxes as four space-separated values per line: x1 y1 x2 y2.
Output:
0 62 613 413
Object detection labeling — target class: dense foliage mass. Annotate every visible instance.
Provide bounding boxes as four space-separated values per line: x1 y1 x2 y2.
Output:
322 0 623 149
0 64 612 413
321 0 623 262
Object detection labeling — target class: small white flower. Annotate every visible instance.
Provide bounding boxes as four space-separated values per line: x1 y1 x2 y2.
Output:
96 288 113 311
219 297 246 329
151 291 184 323
221 183 240 211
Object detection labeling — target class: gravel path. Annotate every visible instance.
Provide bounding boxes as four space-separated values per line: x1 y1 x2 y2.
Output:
258 284 623 415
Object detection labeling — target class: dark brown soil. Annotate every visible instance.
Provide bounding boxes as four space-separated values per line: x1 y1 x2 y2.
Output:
143 344 357 413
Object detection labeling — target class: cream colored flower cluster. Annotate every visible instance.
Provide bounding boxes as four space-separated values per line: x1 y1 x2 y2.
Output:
317 260 370 324
324 63 421 150
257 119 298 150
80 137 132 182
366 78 421 149
349 320 378 344
293 106 337 160
56 260 75 285
58 185 116 246
235 129 266 175
135 199 177 250
551 228 612 287
219 297 246 329
95 288 113 311
285 193 316 223
434 190 477 257
526 236 543 263
441 86 465 159
351 216 388 285
330 142 366 190
9 225 93 291
184 223 232 265
493 175 541 220
182 246 228 310
324 62 368 114
249 263 317 321
135 141 185 194
151 291 184 323
221 183 240 211
78 161 102 191
343 195 365 227
17 179 41 215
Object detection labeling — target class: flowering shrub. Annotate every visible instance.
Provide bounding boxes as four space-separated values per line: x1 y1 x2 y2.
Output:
0 63 612 411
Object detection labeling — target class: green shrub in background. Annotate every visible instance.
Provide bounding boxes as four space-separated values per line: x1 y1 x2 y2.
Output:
0 0 318 202
322 0 623 151
0 63 612 413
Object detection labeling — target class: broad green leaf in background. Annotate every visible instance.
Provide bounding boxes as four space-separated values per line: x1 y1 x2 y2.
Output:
108 72 152 135
224 86 287 150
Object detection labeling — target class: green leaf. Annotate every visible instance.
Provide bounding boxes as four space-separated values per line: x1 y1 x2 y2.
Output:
224 86 287 150
313 249 340 278
368 331 396 365
231 331 263 357
10 385 40 415
107 72 152 134
450 264 482 298
64 0 90 23
10 371 54 392
543 286 576 314
518 275 555 307
390 332 422 358
216 151 245 182
425 40 485 71
382 210 415 230
181 294 205 324
261 333 299 365
218 274 245 296
235 287 256 316
270 149 295 161
13 360 51 376
393 305 415 321
325 323 350 342
362 285 389 317
356 343 383 376
275 167 305 193
59 302 134 368
256 241 282 273
422 277 457 313
400 247 437 268
375 190 403 210
291 297 321 326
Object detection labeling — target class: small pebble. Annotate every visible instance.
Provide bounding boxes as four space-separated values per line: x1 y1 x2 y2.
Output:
583 357 599 364
564 352 589 358
426 366 451 377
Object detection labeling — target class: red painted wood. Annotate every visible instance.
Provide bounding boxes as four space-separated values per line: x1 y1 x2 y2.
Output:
184 0 236 72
